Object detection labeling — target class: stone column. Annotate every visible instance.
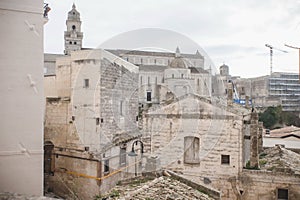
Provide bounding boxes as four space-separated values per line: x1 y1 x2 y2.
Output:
227 83 233 106
250 112 259 168
245 96 249 108
258 122 263 154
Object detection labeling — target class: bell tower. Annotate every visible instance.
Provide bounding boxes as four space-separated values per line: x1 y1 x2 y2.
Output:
64 3 83 55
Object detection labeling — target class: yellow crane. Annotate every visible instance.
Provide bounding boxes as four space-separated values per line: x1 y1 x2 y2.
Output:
265 44 288 75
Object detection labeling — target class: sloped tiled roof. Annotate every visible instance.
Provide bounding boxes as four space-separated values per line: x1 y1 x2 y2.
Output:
269 126 300 138
260 145 300 174
104 176 214 200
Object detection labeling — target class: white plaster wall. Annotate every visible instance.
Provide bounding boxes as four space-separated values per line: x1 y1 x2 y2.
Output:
263 137 300 149
0 0 44 196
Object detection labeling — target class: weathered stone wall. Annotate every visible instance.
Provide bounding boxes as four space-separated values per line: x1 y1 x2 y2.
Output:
238 170 300 200
141 95 249 199
44 49 140 199
44 98 80 148
46 153 100 200
44 75 57 97
99 59 139 144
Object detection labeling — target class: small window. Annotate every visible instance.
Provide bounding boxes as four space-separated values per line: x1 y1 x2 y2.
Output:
104 159 109 174
147 92 151 102
72 25 76 30
74 41 77 45
221 155 230 165
69 41 72 44
181 74 184 78
136 116 139 121
96 118 100 125
277 188 288 200
120 147 126 166
101 118 104 123
84 79 89 88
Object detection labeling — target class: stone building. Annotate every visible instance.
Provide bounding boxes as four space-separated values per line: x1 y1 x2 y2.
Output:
0 0 46 196
234 72 300 112
264 126 300 152
44 49 142 199
135 47 211 104
140 91 260 199
43 4 300 199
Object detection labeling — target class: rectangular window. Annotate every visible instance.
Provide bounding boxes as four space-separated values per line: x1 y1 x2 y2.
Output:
120 147 126 166
104 159 109 174
277 188 288 200
96 118 100 125
221 155 230 165
184 136 200 164
147 92 151 102
84 79 89 88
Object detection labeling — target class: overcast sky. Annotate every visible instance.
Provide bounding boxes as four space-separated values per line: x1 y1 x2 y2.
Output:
44 0 300 78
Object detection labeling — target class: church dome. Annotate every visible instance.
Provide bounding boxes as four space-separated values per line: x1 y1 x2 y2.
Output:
169 57 186 68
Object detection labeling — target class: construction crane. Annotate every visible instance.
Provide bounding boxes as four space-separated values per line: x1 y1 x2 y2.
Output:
265 44 288 75
284 44 300 82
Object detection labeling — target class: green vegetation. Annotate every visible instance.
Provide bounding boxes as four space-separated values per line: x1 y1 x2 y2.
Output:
259 152 267 159
109 189 120 198
128 177 154 187
259 160 267 166
94 189 120 200
93 194 102 200
259 106 300 129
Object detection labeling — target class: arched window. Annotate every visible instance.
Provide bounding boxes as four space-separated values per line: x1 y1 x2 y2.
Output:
72 25 76 30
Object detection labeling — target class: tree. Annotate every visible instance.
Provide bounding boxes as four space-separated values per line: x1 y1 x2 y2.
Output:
259 106 279 129
259 106 300 129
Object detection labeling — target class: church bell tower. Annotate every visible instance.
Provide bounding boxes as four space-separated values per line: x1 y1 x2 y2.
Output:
64 3 83 55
